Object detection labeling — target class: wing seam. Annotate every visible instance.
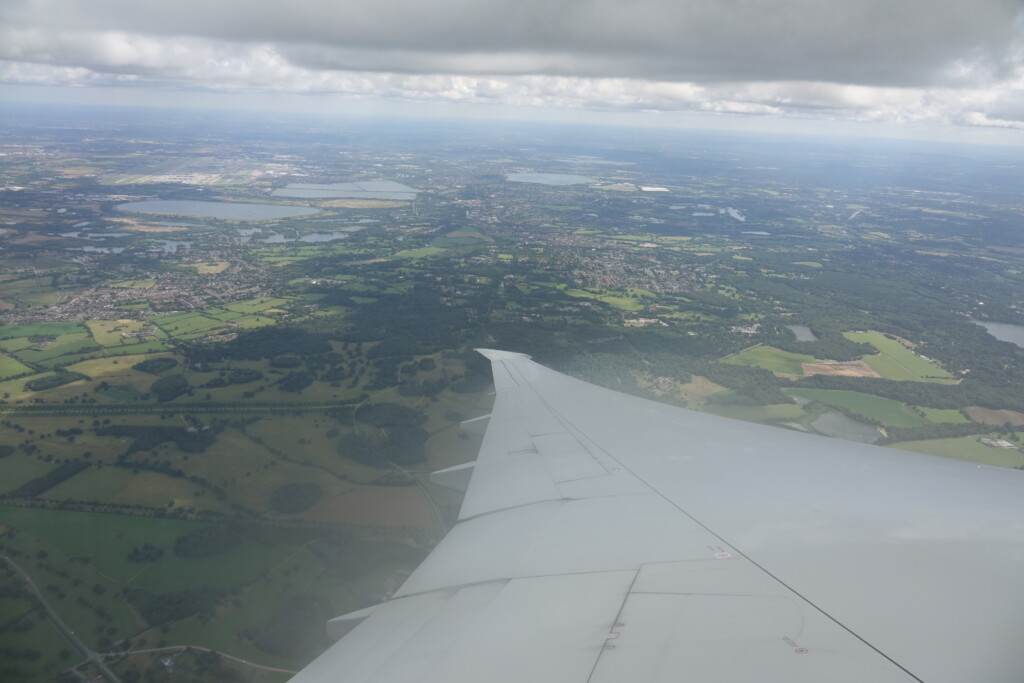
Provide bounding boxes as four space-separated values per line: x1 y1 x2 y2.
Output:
514 361 927 683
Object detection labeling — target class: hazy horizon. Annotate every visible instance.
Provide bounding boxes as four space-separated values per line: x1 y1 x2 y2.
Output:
2 0 1023 144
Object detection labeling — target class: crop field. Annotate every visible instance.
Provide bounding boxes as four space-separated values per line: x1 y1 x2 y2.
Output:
965 406 1024 426
785 388 930 428
843 331 956 382
721 345 815 375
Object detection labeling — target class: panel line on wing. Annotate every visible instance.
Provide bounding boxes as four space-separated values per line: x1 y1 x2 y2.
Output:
507 361 927 683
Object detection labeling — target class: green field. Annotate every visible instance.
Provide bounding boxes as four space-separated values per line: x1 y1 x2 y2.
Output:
431 227 489 248
0 337 36 352
85 319 151 347
41 466 136 501
390 246 446 259
0 322 85 339
12 332 100 365
702 402 805 423
919 407 970 424
152 312 230 338
0 454 56 494
0 354 33 379
721 345 815 375
224 297 291 314
892 435 1024 467
564 288 646 312
785 388 930 428
843 331 956 382
105 339 168 355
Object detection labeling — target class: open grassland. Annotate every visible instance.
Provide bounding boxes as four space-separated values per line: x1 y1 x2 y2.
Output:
0 453 56 494
159 544 367 671
0 354 33 379
564 287 646 312
390 246 446 259
431 227 490 248
0 583 73 683
152 312 230 338
0 322 85 339
892 435 1024 468
0 277 66 308
0 507 213 585
843 330 956 382
702 402 805 423
224 297 291 314
721 345 815 375
69 353 170 382
785 388 931 428
0 336 36 352
186 261 230 274
919 407 970 424
85 319 150 347
12 333 99 365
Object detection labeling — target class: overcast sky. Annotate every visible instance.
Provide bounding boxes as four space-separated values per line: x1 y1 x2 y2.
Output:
2 0 1024 140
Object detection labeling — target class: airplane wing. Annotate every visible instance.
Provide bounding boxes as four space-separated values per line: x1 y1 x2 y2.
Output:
291 349 1024 683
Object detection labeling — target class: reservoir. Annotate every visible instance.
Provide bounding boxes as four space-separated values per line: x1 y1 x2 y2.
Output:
811 411 881 444
786 324 818 342
975 321 1024 348
506 173 595 185
117 200 318 221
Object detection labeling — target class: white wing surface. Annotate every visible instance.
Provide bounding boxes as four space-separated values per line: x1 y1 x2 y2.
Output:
291 349 1024 683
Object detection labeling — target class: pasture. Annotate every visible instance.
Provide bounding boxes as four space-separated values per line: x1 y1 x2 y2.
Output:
721 345 815 376
892 435 1024 468
0 354 32 379
785 388 929 428
843 331 956 382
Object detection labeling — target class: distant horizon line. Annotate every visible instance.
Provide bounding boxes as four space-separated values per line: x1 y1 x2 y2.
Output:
1 84 1021 150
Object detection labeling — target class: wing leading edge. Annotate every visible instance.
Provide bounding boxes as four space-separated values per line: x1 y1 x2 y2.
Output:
291 350 1024 683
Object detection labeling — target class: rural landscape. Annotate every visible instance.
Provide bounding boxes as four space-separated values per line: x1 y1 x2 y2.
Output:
2 103 1024 681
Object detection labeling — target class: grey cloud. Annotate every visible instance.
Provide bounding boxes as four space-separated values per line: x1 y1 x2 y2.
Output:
2 0 1022 87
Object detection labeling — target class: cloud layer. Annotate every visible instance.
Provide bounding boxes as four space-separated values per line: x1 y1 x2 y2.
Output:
1 0 1023 131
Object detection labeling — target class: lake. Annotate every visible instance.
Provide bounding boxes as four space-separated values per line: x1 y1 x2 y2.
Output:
117 200 319 220
153 240 192 253
506 173 595 185
811 411 881 444
786 324 818 342
975 321 1024 348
